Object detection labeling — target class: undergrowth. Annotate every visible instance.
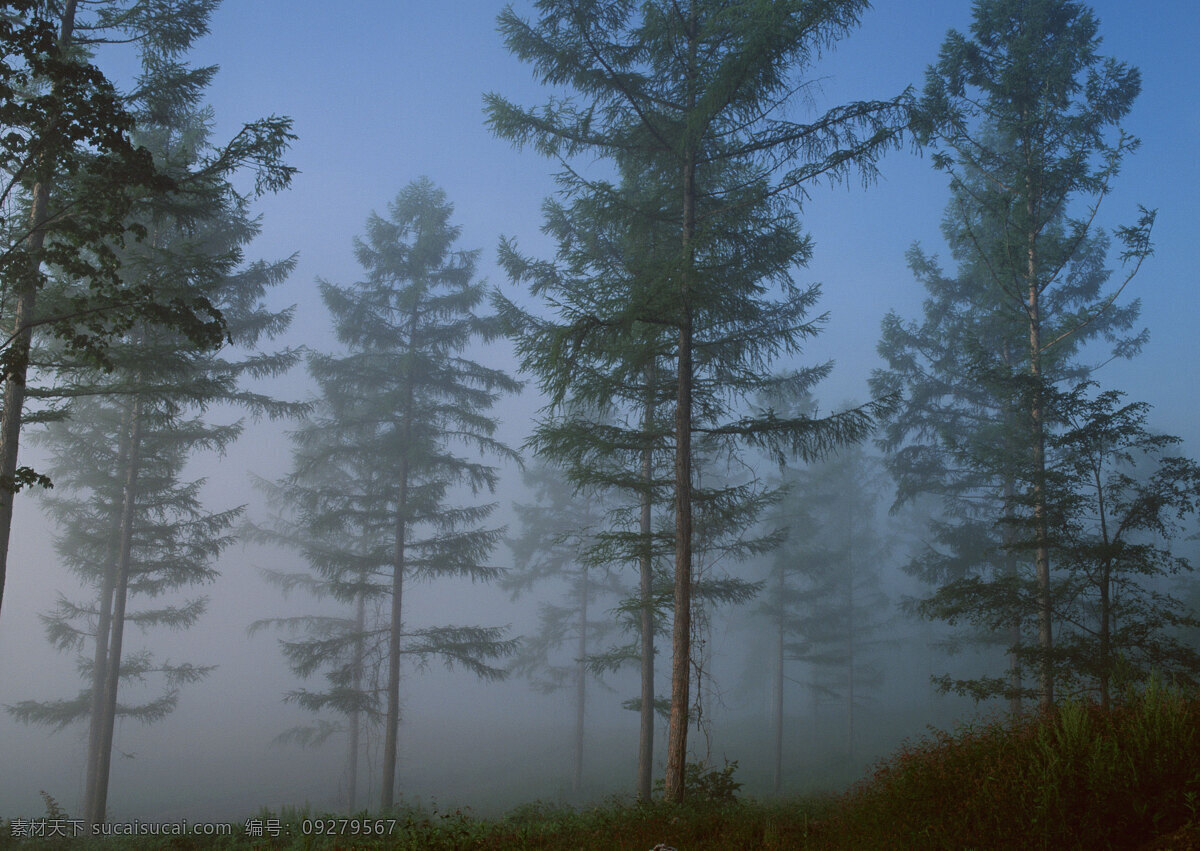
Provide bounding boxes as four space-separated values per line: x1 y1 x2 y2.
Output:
3 685 1198 849
816 678 1200 849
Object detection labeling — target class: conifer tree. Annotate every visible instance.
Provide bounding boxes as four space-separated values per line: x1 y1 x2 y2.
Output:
0 0 294 620
1032 387 1199 707
496 158 678 799
901 0 1153 709
252 178 521 812
759 433 888 791
488 0 904 800
4 26 298 824
503 461 629 796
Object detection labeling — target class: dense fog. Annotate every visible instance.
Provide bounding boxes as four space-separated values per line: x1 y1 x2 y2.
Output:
0 0 1197 828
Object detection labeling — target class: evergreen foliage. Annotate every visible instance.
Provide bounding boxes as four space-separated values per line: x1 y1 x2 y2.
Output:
503 460 630 795
0 0 224 376
881 0 1154 709
927 385 1200 708
3 15 299 824
250 178 521 812
488 0 906 800
0 0 298 619
758 436 890 791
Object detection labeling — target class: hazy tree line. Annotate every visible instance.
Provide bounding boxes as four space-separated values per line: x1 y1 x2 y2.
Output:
1 0 1198 819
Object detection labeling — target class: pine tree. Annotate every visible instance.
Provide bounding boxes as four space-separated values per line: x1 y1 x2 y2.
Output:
909 0 1154 710
503 461 630 796
488 0 904 801
759 435 889 791
495 158 679 799
3 25 298 823
0 0 295 620
1042 386 1200 707
0 0 194 618
252 178 521 812
872 228 1138 709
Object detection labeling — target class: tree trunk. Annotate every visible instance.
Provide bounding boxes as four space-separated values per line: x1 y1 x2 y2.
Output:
636 363 656 802
772 592 784 796
1026 197 1053 712
382 313 418 811
1003 471 1023 716
1094 464 1112 711
84 404 134 824
845 507 855 760
663 6 698 804
664 157 696 805
381 460 408 811
348 585 366 811
87 393 143 826
573 566 588 795
0 0 77 620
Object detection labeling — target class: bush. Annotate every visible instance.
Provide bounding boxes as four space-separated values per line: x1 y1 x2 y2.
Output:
652 759 743 806
816 680 1200 849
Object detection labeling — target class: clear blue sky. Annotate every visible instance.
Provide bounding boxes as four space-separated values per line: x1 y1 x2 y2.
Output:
167 0 1200 448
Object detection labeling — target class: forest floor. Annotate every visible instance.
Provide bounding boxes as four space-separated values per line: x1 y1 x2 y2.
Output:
3 682 1198 849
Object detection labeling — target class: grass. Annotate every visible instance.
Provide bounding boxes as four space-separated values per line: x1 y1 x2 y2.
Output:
4 682 1199 849
0 797 833 850
816 678 1200 850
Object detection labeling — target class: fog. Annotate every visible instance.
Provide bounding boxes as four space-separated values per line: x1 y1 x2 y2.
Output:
1 0 1198 827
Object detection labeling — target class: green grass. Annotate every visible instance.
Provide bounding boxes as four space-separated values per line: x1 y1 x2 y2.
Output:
5 683 1199 849
816 678 1200 850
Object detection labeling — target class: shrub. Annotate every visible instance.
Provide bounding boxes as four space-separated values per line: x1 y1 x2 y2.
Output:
816 681 1200 849
652 759 743 806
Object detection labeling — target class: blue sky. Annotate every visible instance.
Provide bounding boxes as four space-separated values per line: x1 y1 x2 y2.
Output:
159 0 1200 450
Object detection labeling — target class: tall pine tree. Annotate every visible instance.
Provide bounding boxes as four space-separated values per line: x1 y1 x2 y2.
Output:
252 178 521 811
495 157 679 799
503 461 629 796
5 27 298 824
899 0 1153 709
488 0 904 800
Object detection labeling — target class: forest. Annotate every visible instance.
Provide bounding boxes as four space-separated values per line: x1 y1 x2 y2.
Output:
0 1 1198 848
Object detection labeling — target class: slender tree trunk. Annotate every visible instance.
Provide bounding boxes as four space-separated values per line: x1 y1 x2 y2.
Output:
84 405 134 822
84 546 117 815
1003 473 1023 716
0 254 37 619
573 567 588 795
348 585 366 811
87 394 143 826
381 458 408 811
845 509 855 760
773 595 784 796
1007 599 1023 713
636 363 656 801
664 162 696 805
1026 198 1053 712
994 339 1024 715
1094 464 1112 711
664 312 694 804
1099 563 1111 710
0 0 77 621
664 7 698 804
847 633 855 759
382 314 418 811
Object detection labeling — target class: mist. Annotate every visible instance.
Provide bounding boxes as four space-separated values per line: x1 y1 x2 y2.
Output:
1 0 1198 838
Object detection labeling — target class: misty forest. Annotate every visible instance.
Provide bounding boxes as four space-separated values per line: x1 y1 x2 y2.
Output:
1 1 1199 848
